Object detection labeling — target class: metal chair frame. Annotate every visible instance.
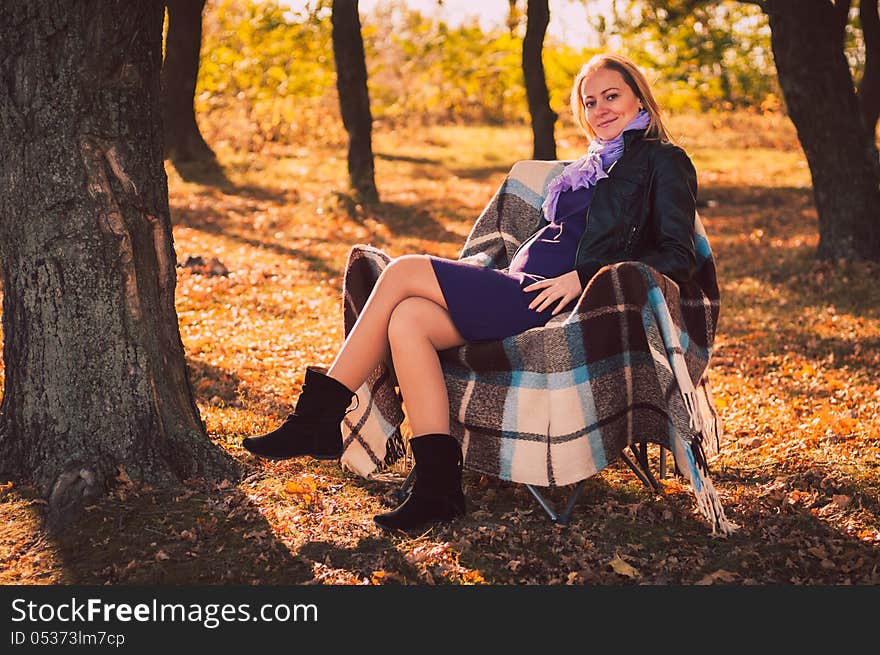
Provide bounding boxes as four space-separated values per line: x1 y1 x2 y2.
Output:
394 442 674 526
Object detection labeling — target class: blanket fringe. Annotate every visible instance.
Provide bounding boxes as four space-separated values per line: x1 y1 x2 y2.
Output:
680 434 738 536
699 380 723 454
682 390 704 434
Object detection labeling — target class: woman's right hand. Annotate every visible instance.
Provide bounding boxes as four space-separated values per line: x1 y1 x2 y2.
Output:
523 270 583 315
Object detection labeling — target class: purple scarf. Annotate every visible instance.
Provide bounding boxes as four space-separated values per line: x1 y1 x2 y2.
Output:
541 110 651 222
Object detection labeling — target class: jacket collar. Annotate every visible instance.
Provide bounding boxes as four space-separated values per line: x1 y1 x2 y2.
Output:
622 128 647 151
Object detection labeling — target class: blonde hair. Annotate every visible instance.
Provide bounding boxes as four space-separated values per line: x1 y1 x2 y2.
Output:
569 53 671 143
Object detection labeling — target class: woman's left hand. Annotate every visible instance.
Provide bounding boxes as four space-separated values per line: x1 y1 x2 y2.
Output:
524 271 583 315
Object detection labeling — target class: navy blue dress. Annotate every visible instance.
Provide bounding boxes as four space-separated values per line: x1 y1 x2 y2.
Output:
430 186 594 342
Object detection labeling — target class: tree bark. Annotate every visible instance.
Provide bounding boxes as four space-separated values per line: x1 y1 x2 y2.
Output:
0 1 235 527
764 0 880 260
331 0 379 203
161 0 216 164
860 0 880 134
523 0 557 160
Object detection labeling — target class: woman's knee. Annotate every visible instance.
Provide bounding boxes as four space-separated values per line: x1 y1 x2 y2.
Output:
387 297 432 345
381 254 429 286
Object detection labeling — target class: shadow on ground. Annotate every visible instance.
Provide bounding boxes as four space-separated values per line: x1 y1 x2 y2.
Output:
52 483 315 584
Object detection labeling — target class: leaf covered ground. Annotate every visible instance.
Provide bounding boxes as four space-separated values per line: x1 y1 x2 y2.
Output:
1 113 879 585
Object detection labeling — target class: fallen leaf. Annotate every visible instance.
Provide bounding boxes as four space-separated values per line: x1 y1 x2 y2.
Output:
609 555 640 578
155 550 171 561
461 570 485 584
115 466 132 485
832 494 851 509
807 546 827 559
659 478 688 495
285 476 318 495
696 569 738 585
285 481 308 494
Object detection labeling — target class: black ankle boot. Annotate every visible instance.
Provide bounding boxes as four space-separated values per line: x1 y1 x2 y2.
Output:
242 366 356 460
374 433 466 531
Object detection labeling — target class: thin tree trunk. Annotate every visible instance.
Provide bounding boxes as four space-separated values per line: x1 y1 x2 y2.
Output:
765 0 880 260
162 0 216 164
0 1 234 527
860 0 880 134
523 0 557 160
507 0 521 36
331 0 379 203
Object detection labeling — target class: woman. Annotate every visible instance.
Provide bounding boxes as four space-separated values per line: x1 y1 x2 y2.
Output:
242 53 698 532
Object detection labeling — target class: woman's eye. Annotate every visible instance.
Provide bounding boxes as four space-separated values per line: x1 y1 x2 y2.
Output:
606 93 618 102
584 100 596 108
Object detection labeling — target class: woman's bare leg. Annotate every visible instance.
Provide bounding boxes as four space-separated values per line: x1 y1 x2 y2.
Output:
374 298 467 532
243 255 457 462
327 254 451 392
386 297 466 436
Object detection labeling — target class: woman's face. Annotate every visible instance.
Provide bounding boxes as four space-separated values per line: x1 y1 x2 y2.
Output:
580 66 643 141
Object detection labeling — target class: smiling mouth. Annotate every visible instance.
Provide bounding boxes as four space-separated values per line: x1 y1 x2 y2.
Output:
598 117 617 128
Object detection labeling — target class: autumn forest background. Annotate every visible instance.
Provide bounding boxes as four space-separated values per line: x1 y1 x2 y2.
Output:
0 0 879 585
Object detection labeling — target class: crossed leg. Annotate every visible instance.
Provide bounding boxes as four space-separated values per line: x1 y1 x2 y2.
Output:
327 254 466 435
386 297 465 435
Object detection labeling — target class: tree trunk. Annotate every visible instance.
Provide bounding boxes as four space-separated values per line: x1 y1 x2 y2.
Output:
161 0 216 164
523 0 557 160
860 0 880 134
0 1 235 527
765 0 880 260
331 0 379 204
507 0 522 36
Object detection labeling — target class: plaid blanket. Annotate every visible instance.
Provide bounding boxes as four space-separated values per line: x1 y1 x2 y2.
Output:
339 160 735 535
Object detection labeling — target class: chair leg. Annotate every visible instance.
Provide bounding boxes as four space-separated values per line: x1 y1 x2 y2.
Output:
659 445 667 479
525 480 587 526
620 447 661 494
632 443 662 493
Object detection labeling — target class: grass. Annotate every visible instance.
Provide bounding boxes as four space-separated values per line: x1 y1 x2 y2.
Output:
1 111 879 585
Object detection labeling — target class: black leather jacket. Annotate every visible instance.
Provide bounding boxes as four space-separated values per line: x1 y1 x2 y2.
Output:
570 128 698 287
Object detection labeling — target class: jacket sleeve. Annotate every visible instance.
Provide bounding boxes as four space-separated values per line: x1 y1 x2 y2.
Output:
639 146 698 285
575 259 603 288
